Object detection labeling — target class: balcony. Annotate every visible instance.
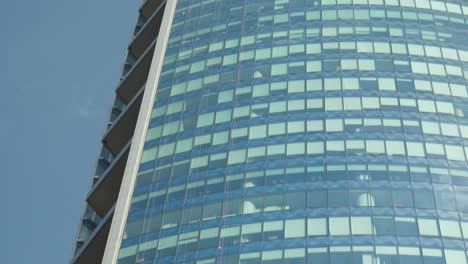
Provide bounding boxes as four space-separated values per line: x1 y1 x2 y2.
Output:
74 215 98 253
71 207 114 264
116 40 155 103
140 0 165 20
129 1 165 60
121 53 137 81
103 87 144 156
108 96 127 128
132 14 148 37
87 142 130 217
93 146 116 183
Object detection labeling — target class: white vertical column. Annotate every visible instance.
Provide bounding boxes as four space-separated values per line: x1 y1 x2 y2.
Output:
101 0 178 263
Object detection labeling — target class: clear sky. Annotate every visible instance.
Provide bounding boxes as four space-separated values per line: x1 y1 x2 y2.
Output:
2 1 140 263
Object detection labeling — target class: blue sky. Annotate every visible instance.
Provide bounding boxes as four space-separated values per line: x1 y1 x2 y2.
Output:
2 1 140 263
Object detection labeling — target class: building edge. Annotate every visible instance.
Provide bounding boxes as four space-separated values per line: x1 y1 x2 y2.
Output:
101 1 178 263
69 4 144 259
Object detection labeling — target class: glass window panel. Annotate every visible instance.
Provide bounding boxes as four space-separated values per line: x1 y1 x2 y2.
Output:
392 43 407 54
408 44 425 56
307 190 327 208
428 63 446 76
350 190 372 206
434 190 457 211
341 59 358 70
307 43 321 54
199 227 219 249
411 61 429 74
285 219 305 238
287 142 305 155
418 218 439 236
366 140 385 154
241 223 262 243
421 248 443 264
446 65 462 76
422 121 440 135
285 192 306 210
255 48 271 60
308 142 324 155
362 97 380 109
371 189 392 206
445 250 467 264
307 61 322 72
327 140 345 152
330 246 352 264
343 97 361 110
328 190 349 207
406 142 425 157
288 99 305 111
324 78 341 91
272 63 287 75
326 119 343 132
414 189 435 209
446 145 465 161
374 216 395 235
351 216 373 235
398 247 422 264
325 97 343 111
270 101 286 113
359 59 375 70
329 217 350 235
425 143 445 156
218 90 233 103
386 140 405 155
249 125 267 139
284 248 305 263
263 220 284 240
395 217 418 236
440 123 459 137
269 122 286 136
439 220 462 238
307 120 323 132
228 149 246 164
308 248 329 263
212 131 229 145
378 78 396 91
175 138 193 153
268 144 285 156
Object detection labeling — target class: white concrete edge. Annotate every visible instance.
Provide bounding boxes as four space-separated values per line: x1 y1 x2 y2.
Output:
101 1 178 263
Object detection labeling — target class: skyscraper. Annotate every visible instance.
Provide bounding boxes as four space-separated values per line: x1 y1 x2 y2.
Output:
72 0 468 263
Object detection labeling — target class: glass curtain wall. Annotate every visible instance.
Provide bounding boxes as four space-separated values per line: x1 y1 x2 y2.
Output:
118 0 468 263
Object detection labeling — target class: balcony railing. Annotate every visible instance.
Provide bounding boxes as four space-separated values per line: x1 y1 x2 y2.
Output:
128 1 165 60
140 0 165 20
71 206 115 264
132 14 148 37
103 87 144 155
87 141 131 216
117 39 155 103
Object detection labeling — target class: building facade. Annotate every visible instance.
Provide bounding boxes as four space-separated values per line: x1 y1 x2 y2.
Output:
73 0 468 263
